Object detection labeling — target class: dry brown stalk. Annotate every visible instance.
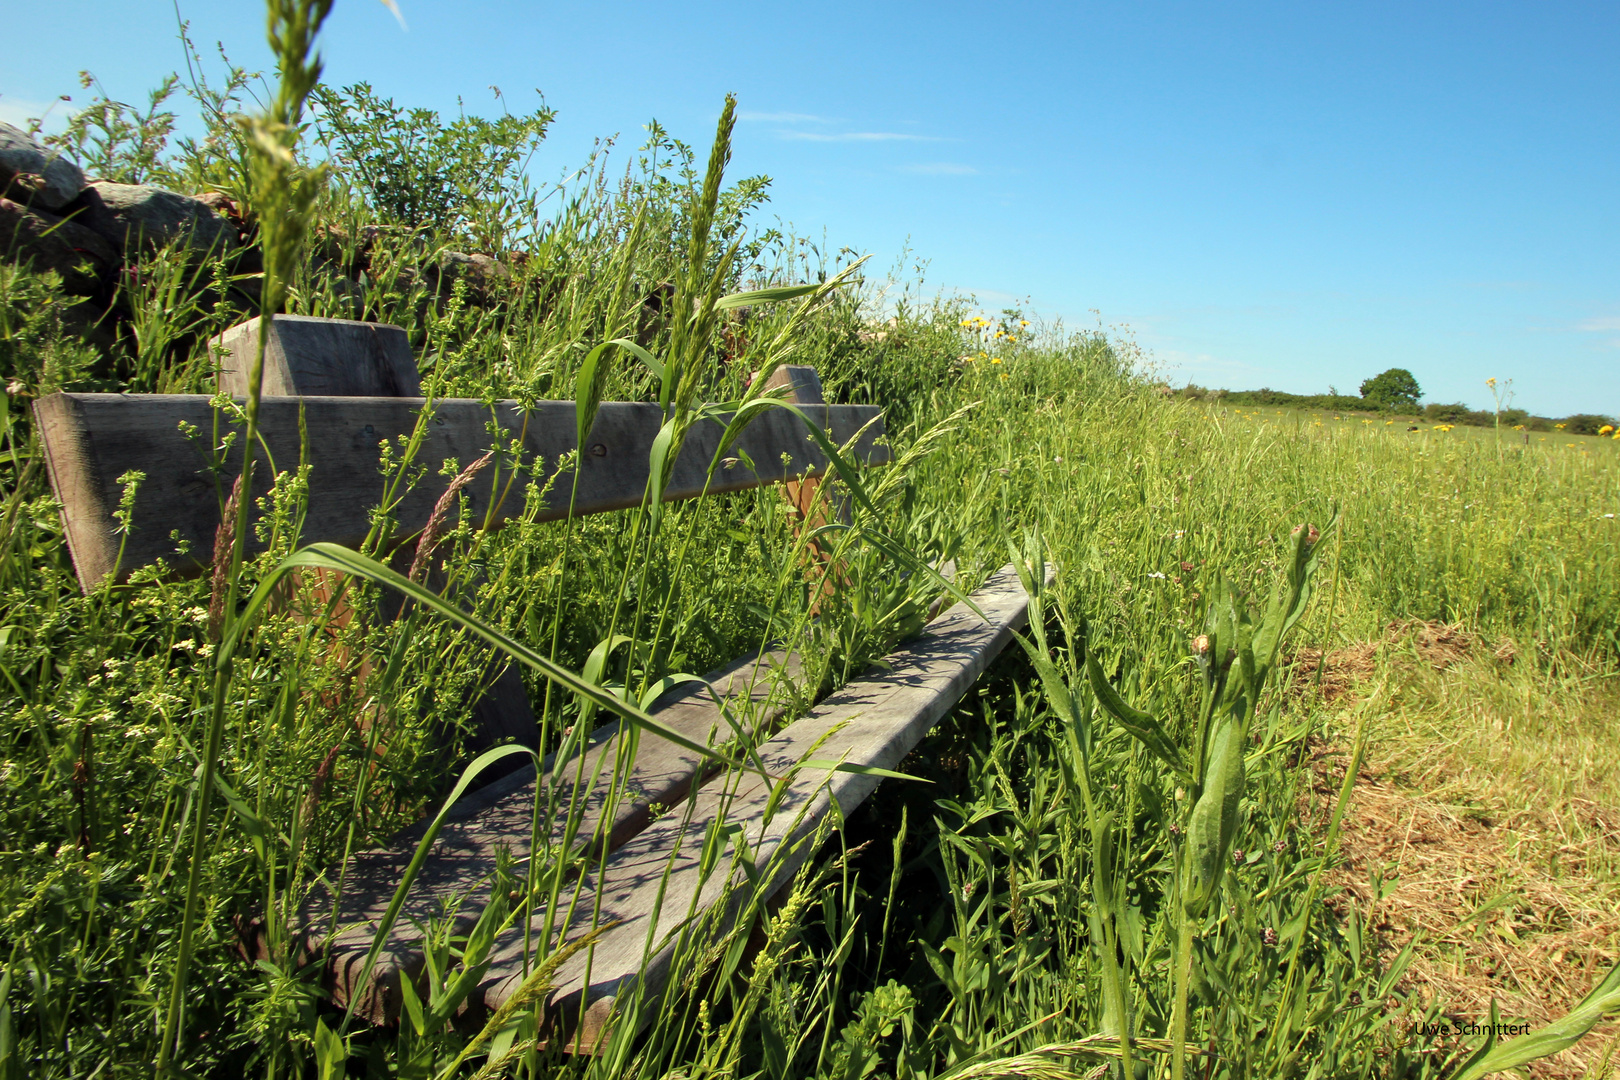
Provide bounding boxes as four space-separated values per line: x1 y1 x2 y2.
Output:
409 450 496 583
207 474 246 642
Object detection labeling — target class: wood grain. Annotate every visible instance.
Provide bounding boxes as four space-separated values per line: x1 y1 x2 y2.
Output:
211 315 421 398
33 393 889 591
477 564 1046 1049
292 648 806 1022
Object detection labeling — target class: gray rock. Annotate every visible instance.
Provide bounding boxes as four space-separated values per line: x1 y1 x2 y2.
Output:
0 123 85 212
0 197 119 295
73 181 239 258
428 250 510 300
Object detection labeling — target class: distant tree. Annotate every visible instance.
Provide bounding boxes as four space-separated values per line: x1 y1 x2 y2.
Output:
1359 368 1422 410
1562 413 1618 436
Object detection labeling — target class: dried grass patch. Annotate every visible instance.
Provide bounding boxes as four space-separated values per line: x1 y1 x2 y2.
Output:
1298 632 1620 1078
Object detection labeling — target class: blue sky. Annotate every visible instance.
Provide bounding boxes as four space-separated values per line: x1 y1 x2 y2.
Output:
3 1 1617 416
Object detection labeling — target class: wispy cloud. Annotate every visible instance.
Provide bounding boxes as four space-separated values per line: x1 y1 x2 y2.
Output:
779 130 944 142
895 162 977 175
1576 316 1620 332
737 111 829 124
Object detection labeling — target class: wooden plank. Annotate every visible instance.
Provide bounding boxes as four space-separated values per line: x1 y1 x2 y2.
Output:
475 564 1044 1047
212 314 421 397
292 647 805 1022
33 393 889 591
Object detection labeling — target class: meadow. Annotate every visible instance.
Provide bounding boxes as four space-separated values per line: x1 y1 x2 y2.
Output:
1 4 1618 1076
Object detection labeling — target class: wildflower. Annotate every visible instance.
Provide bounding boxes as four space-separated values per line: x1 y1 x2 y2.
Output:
1192 634 1211 657
1019 320 1028 327
1147 571 1167 580
1231 848 1246 865
1601 425 1615 435
990 357 1003 364
1272 838 1287 853
1486 377 1497 388
1262 927 1279 946
962 881 976 901
999 373 1008 379
1348 990 1363 1006
1555 423 1566 430
1384 420 1393 425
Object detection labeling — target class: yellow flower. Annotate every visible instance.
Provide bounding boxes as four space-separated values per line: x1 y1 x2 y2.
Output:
1384 420 1394 425
991 357 1003 364
1555 423 1566 430
999 372 1008 379
1019 320 1029 327
1486 377 1497 388
1600 425 1615 435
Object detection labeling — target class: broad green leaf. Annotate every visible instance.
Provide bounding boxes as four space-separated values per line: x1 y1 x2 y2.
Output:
1085 654 1189 779
1182 711 1246 917
715 282 821 310
639 673 705 710
799 759 932 783
645 419 679 533
578 633 635 727
574 341 611 448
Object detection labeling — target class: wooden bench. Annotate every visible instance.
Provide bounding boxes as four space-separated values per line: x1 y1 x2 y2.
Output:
33 315 1042 1049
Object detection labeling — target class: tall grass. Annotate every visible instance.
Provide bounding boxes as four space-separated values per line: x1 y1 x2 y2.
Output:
0 5 1616 1077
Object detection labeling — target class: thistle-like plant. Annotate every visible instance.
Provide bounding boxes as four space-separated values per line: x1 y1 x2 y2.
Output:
1085 519 1333 1080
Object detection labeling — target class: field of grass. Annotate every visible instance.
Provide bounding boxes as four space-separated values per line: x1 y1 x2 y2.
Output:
1 4 1618 1077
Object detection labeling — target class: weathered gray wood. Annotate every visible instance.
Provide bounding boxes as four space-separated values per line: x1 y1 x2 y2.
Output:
476 564 1045 1049
33 393 889 591
294 647 805 1021
212 314 421 398
209 315 539 786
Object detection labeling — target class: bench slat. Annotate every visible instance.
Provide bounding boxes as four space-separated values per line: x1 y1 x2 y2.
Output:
479 564 1040 1047
303 648 805 1019
33 393 888 590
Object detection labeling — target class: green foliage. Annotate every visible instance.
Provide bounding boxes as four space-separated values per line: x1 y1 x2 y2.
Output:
1359 366 1421 409
45 71 181 186
1561 412 1618 436
0 266 100 395
310 81 555 245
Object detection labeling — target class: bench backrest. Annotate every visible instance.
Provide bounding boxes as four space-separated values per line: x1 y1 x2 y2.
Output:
34 316 888 591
